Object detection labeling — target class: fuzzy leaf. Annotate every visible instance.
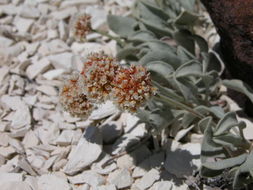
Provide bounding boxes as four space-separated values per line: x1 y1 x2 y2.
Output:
223 79 253 104
174 10 198 26
117 47 140 60
128 31 156 42
214 112 244 136
192 34 208 53
138 1 169 24
141 19 173 38
107 15 137 37
175 60 202 78
198 116 213 134
202 154 247 170
146 61 174 79
174 30 195 55
203 51 223 73
142 40 176 53
140 50 182 68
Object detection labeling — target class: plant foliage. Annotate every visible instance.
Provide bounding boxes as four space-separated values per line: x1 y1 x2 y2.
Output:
107 0 253 189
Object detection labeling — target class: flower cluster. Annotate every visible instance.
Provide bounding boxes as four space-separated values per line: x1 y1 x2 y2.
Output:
59 74 93 117
72 13 92 40
59 52 156 117
112 65 156 112
80 52 119 102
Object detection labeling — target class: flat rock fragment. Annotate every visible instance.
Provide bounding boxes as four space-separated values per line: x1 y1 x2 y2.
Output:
64 126 102 175
108 168 133 189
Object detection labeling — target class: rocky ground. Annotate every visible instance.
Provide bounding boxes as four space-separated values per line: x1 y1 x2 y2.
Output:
0 0 253 190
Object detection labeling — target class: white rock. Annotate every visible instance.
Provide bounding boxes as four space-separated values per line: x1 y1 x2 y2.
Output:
111 134 139 155
0 132 9 146
0 66 9 84
0 181 32 190
117 154 135 169
0 4 20 15
0 36 13 47
38 174 71 190
239 117 253 140
37 85 57 96
10 105 31 129
90 101 119 120
6 42 25 57
64 126 102 175
26 58 51 79
50 7 77 20
52 159 67 171
108 168 133 189
133 169 160 190
22 131 39 148
0 155 5 165
48 52 73 70
91 153 117 175
58 21 67 40
13 17 34 33
86 7 107 30
0 0 9 4
60 0 98 8
56 130 75 146
19 5 40 18
150 181 173 190
47 29 58 39
0 172 23 182
164 142 201 178
97 184 116 190
68 170 105 187
128 123 148 138
0 95 25 110
0 146 16 158
132 152 165 178
101 121 122 143
17 158 37 176
43 69 65 80
25 176 38 190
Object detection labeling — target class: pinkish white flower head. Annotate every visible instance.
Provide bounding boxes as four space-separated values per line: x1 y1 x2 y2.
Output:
59 74 93 118
112 65 157 112
80 52 119 102
71 13 92 40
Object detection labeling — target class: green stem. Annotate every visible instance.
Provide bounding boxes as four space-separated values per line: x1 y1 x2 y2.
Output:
92 29 125 47
154 94 204 119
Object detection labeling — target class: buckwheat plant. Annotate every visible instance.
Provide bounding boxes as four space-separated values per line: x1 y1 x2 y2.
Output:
60 1 253 189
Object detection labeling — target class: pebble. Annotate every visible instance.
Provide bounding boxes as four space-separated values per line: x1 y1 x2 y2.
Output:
13 17 34 33
164 142 201 178
64 126 102 175
68 170 105 187
19 5 40 18
108 168 133 189
38 174 71 190
111 134 139 155
132 152 164 178
48 52 73 70
150 181 173 190
89 101 119 120
26 58 51 79
37 85 58 96
133 169 160 190
101 121 123 143
0 181 32 190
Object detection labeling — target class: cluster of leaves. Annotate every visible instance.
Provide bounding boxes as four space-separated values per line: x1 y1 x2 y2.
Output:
107 0 253 189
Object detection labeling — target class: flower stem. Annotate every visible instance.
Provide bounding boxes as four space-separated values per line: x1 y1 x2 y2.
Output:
92 29 125 47
154 94 204 119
